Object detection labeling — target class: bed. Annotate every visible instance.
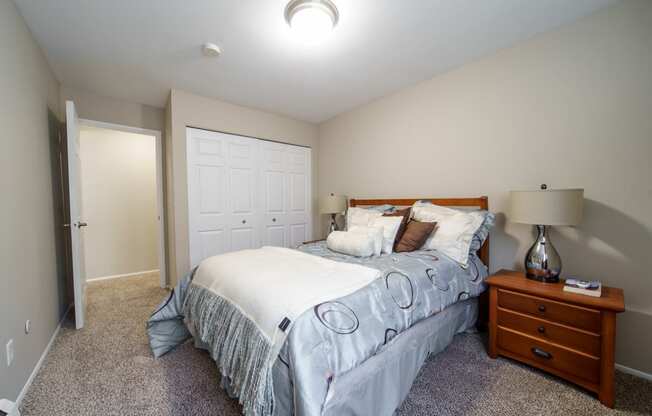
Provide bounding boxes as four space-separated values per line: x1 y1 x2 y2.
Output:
148 197 492 416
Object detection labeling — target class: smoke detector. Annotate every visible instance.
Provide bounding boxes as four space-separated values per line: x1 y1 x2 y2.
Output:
202 43 222 57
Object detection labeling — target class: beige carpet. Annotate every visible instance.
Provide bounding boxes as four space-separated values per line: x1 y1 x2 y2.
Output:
21 274 652 416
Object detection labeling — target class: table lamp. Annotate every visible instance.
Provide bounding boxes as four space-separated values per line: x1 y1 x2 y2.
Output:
320 193 346 234
508 185 583 283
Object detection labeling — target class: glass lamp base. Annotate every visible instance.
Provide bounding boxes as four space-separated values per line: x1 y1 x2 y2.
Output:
525 272 560 284
524 225 561 284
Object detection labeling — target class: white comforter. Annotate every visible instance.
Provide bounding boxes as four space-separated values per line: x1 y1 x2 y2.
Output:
193 246 380 351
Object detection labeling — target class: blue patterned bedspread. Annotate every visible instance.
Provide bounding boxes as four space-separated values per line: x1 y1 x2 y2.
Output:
148 241 488 416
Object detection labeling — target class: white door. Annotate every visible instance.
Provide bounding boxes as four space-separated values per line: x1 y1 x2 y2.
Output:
66 101 87 329
286 146 312 248
187 129 260 267
226 134 259 251
261 141 288 247
187 128 311 266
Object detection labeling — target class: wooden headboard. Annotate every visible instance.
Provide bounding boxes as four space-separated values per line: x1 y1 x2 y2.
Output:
349 197 490 267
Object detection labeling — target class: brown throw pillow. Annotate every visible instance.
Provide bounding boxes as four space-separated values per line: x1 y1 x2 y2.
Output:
395 220 436 253
383 208 411 251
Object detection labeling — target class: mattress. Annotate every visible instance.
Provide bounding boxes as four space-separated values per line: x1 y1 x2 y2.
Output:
147 241 488 416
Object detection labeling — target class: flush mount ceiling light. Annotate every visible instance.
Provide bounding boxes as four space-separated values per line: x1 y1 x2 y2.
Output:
202 43 222 57
285 0 339 44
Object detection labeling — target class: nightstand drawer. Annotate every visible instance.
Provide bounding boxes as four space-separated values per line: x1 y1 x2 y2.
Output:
497 327 600 384
497 308 601 357
498 289 601 332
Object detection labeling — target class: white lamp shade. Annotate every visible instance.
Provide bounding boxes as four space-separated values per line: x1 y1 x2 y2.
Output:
509 188 584 226
320 194 347 214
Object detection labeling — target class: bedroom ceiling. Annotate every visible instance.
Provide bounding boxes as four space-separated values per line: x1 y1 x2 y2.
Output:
14 0 617 123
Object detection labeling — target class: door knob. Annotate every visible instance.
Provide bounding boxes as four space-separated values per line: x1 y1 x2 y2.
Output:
76 221 88 228
242 220 246 224
272 218 276 222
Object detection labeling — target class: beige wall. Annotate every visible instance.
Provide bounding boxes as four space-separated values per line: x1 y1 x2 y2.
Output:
80 127 159 279
318 0 652 373
167 89 319 283
0 0 63 401
60 85 165 133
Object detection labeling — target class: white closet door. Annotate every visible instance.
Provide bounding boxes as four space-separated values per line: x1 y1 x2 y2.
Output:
188 127 311 266
226 134 259 251
187 128 259 267
261 141 288 247
286 146 312 248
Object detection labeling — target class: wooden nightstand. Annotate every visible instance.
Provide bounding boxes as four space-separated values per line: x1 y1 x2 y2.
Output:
487 270 625 408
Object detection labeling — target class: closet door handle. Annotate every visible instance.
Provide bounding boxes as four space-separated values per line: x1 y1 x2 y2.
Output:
272 218 276 222
242 220 247 224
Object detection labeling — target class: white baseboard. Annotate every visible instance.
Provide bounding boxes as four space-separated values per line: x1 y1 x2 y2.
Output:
15 305 70 409
87 269 159 282
616 363 652 381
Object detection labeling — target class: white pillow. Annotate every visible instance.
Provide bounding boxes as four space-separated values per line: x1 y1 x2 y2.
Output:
326 231 376 257
346 207 383 230
411 202 485 267
369 216 403 254
349 226 383 256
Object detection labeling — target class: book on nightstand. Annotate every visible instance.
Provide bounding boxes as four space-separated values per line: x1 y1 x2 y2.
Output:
564 278 602 297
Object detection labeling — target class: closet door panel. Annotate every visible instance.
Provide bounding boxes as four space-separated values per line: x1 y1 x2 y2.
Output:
226 135 259 250
199 230 226 260
188 129 229 267
265 225 286 247
289 224 308 248
286 146 311 246
261 142 288 247
188 127 312 265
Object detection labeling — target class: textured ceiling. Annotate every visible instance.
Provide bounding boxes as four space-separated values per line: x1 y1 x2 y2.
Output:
15 0 617 122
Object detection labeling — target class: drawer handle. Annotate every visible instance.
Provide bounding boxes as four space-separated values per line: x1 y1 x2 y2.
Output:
538 305 546 313
531 347 552 360
537 326 545 334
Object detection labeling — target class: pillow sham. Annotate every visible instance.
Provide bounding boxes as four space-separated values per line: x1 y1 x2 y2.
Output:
470 211 495 253
411 201 485 267
395 220 436 253
346 207 383 230
382 208 411 251
369 216 403 254
349 225 383 256
326 231 376 257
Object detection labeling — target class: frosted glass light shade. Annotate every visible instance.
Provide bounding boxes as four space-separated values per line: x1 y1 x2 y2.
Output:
509 189 583 226
320 194 346 214
285 0 339 44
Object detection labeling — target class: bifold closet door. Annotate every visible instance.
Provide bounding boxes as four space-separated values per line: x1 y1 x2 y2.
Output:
188 127 311 267
260 142 312 248
260 141 288 247
285 145 311 248
187 128 260 267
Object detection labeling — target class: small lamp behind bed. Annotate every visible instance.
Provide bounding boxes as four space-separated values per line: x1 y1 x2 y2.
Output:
320 193 347 235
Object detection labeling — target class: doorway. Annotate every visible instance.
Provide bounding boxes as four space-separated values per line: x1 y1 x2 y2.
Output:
77 120 166 289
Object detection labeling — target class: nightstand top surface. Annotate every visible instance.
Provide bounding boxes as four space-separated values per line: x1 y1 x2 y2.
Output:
486 269 625 312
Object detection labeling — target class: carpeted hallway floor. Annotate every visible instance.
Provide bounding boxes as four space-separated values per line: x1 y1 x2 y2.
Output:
21 274 652 416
